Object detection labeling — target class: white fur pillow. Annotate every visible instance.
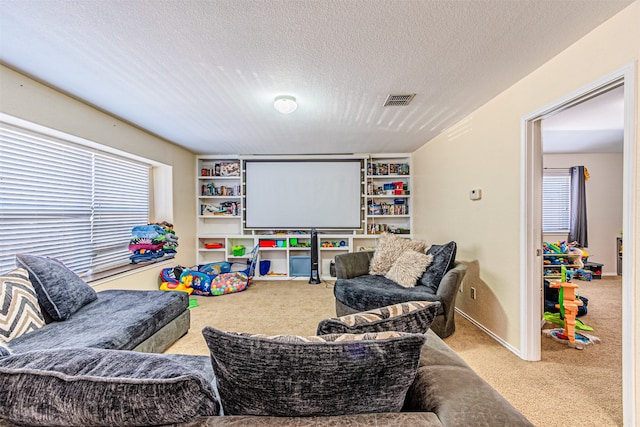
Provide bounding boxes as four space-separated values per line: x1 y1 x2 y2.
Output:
369 233 427 275
385 251 433 288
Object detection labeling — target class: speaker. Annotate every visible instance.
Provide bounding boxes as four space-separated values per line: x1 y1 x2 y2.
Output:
309 228 320 284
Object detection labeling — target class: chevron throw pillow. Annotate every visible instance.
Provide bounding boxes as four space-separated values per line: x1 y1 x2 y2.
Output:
1 268 45 343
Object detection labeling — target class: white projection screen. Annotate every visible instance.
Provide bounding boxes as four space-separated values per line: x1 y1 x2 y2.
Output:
244 160 362 229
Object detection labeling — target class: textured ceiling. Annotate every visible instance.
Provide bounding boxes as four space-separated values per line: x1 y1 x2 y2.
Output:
0 0 633 155
543 85 625 154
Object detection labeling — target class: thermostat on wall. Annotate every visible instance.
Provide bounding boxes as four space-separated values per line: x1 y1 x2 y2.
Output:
470 189 482 201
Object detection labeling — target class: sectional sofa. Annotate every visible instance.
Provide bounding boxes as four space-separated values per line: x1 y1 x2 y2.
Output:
0 254 532 426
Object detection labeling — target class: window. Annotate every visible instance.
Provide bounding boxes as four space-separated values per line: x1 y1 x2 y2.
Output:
543 169 571 232
0 120 150 275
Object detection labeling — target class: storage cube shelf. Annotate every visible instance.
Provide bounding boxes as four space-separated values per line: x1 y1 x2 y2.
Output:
542 252 582 280
196 154 412 280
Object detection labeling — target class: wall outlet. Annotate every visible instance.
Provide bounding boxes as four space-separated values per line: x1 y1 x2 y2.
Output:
470 287 477 300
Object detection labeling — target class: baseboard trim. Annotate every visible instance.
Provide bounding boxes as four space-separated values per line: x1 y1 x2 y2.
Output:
455 308 523 359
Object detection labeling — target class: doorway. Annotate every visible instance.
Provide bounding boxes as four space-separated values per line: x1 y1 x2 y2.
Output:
520 64 636 423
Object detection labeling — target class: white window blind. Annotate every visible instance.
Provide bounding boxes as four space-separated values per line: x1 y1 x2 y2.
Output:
543 169 571 233
0 122 149 275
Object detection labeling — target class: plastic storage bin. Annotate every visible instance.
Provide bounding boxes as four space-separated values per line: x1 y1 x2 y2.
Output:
289 256 311 277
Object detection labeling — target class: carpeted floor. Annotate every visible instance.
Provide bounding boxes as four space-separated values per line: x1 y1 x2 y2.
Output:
165 279 337 356
165 276 622 426
446 276 622 426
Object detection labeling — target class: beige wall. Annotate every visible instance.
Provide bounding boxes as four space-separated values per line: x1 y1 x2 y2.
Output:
412 1 638 419
0 64 196 291
543 153 623 275
413 0 638 354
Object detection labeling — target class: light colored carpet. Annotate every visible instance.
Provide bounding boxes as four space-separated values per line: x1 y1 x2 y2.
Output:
165 279 337 356
165 276 622 426
447 276 622 427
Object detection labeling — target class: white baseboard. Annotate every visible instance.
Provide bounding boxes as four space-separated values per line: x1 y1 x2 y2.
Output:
455 308 523 359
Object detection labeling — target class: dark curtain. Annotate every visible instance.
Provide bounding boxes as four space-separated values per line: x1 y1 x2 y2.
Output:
568 165 588 247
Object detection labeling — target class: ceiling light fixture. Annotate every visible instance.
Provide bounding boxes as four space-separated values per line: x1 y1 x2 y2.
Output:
274 95 297 114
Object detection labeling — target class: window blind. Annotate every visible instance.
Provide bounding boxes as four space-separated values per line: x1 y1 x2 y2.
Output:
543 169 571 233
0 121 149 275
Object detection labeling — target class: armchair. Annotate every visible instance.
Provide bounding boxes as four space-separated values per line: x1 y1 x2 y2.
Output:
333 251 466 338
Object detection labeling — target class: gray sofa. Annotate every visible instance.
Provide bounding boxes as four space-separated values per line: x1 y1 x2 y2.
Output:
1 259 531 426
178 329 533 427
8 289 191 354
333 250 467 338
2 328 532 427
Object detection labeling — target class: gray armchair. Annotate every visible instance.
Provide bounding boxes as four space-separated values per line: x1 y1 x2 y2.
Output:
333 251 467 338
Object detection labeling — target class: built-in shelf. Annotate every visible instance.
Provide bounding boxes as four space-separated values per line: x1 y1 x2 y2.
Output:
196 154 412 279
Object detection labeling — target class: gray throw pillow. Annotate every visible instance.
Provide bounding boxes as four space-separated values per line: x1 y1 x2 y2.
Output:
418 241 457 293
202 327 426 417
0 347 219 426
316 300 441 335
15 254 97 321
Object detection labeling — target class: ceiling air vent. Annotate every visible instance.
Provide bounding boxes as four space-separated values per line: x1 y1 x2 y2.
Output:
383 93 416 107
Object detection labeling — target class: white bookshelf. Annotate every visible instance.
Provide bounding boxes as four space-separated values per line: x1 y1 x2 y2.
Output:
195 154 412 280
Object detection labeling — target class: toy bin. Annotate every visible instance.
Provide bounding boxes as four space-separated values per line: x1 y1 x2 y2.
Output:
584 262 603 279
259 260 271 276
289 256 311 277
232 245 245 256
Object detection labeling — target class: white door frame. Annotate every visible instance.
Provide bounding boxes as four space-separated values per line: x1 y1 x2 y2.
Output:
520 63 636 424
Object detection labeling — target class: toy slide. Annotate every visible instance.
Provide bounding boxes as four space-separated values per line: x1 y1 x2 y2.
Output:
542 266 600 350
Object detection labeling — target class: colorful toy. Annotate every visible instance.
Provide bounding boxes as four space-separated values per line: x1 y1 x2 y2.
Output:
542 267 600 350
159 245 258 297
543 312 593 332
159 281 193 294
208 272 250 296
321 240 347 248
160 265 184 284
543 240 568 254
574 268 593 281
181 269 213 296
567 245 585 269
543 327 600 349
198 261 231 276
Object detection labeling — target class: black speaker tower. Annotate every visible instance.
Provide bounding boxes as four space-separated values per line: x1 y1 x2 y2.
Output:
309 228 320 284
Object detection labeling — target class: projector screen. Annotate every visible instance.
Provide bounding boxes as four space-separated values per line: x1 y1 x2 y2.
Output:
244 160 362 229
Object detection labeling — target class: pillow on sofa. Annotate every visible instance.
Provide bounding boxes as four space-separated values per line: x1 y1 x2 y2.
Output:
369 232 427 275
0 268 45 343
316 300 441 335
385 250 433 288
202 326 426 417
0 347 219 426
16 254 97 321
418 241 457 293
